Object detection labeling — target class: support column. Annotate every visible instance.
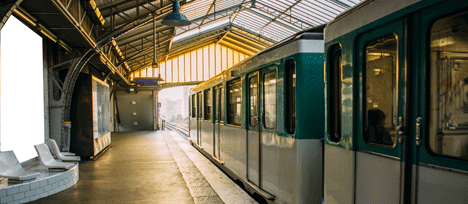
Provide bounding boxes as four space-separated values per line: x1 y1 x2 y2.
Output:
153 90 160 130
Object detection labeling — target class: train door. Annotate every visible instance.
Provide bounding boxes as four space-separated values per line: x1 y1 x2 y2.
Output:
413 5 468 203
213 85 223 160
247 71 261 186
355 19 408 203
197 92 203 147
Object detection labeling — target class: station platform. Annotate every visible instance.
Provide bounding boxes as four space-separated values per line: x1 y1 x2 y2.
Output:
30 131 256 204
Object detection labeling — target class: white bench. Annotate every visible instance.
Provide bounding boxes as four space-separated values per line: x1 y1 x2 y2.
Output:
0 151 40 181
46 139 80 162
34 144 75 170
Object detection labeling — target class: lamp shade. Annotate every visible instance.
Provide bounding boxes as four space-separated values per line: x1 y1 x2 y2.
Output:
161 0 191 27
154 74 164 82
152 59 159 68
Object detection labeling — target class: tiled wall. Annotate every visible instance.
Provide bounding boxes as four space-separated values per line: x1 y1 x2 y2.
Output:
0 164 79 204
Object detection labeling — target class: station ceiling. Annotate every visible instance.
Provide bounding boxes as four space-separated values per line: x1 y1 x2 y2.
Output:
5 0 362 79
97 0 362 72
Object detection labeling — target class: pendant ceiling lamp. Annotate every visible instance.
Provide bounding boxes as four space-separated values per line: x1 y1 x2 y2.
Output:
152 16 164 82
161 0 191 27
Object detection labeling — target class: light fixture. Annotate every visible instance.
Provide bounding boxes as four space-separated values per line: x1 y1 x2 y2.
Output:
161 0 191 27
152 15 164 83
152 15 158 69
154 74 164 82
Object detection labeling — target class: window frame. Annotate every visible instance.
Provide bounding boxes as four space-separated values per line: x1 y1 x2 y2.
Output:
286 59 296 134
427 10 468 161
227 78 242 126
197 92 203 119
191 94 196 118
362 34 399 149
263 70 277 130
214 84 225 123
204 88 212 121
249 73 259 128
329 45 342 143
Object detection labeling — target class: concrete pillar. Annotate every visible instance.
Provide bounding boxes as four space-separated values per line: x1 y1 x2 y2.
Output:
153 90 159 130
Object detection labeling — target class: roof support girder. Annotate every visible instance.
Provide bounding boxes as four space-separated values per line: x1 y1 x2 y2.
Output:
259 0 303 33
0 0 23 30
175 2 250 36
253 1 314 29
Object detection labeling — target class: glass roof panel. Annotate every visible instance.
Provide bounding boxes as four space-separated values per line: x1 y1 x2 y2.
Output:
290 10 325 25
112 0 365 73
257 0 289 11
182 0 212 20
315 0 349 10
336 0 361 7
274 17 303 31
178 0 364 44
262 21 296 40
300 1 340 17
209 0 245 14
234 10 270 31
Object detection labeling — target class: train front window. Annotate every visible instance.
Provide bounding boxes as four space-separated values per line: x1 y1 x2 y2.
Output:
228 79 242 126
429 11 468 160
264 71 277 129
364 35 398 148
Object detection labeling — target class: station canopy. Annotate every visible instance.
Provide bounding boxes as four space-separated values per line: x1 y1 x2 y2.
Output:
8 0 362 84
94 0 362 81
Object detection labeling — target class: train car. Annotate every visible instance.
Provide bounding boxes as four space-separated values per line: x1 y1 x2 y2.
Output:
324 0 468 203
188 26 325 203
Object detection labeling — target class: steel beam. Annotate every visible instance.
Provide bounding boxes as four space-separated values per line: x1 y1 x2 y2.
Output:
254 1 314 29
247 8 300 33
175 3 250 36
0 0 23 30
259 0 302 33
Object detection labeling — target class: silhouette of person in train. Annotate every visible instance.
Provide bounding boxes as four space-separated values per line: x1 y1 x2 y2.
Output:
365 109 393 145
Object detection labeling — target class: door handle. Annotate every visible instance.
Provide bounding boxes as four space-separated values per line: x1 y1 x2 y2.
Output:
397 116 405 144
416 117 422 146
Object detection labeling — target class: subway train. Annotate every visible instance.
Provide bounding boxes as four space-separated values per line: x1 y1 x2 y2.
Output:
189 0 468 203
324 0 468 203
188 25 325 203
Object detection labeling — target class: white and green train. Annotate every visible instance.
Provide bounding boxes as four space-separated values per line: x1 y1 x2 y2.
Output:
325 0 468 203
188 26 325 204
189 0 468 203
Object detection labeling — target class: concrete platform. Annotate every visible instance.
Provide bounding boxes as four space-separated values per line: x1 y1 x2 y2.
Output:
30 131 256 204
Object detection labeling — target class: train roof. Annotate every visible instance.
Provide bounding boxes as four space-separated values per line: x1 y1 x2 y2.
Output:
325 0 421 43
191 25 325 92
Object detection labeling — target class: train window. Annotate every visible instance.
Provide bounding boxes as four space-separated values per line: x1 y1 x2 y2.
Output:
197 92 203 119
286 59 296 134
264 71 276 129
191 95 196 118
214 85 224 122
429 11 468 160
221 86 225 122
204 89 212 121
228 79 242 126
249 74 259 127
329 47 342 142
363 35 398 147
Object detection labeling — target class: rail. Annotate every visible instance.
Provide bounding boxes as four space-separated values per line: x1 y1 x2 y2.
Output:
165 122 189 137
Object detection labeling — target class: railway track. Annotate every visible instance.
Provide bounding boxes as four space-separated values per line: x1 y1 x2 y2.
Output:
165 122 189 137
